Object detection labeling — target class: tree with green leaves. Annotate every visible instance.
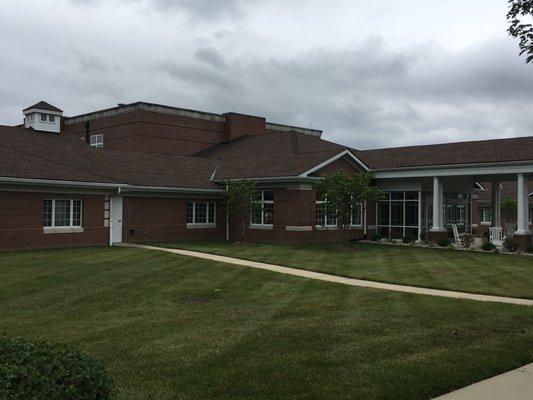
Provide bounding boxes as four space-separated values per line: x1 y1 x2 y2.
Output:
508 0 533 63
223 179 258 242
314 171 385 243
501 196 518 225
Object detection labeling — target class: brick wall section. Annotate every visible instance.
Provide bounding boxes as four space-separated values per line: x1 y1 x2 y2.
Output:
228 188 365 244
0 192 107 250
311 157 360 177
63 109 271 156
122 196 225 243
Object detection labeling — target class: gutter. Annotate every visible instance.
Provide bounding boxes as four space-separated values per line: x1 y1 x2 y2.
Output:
373 159 533 173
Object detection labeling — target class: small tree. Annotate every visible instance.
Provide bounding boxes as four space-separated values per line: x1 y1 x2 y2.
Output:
314 171 385 243
223 179 258 242
501 196 518 225
507 0 533 63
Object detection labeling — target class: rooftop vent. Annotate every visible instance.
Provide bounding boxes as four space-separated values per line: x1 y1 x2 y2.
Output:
23 101 63 134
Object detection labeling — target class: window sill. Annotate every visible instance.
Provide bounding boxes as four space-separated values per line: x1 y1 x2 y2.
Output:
43 227 84 234
315 226 338 231
480 222 492 226
186 223 216 229
250 224 273 230
349 225 363 230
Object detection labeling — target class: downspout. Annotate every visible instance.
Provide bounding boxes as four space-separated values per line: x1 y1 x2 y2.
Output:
225 183 230 241
363 200 367 237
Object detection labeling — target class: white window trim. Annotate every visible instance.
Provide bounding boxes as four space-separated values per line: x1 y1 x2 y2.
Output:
315 198 337 228
350 202 363 227
187 202 216 228
43 199 83 232
480 208 492 225
250 190 274 227
90 134 104 149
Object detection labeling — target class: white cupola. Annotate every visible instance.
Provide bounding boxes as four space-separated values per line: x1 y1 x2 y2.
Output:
23 101 63 134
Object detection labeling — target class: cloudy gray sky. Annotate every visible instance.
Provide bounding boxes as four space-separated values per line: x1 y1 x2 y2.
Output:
1 0 532 149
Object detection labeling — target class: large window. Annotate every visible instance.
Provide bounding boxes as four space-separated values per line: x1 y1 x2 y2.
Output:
90 134 104 149
315 194 362 227
43 199 82 228
251 191 274 225
187 202 216 225
377 191 419 239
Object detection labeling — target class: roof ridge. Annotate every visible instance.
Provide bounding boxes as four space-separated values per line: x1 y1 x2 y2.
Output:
362 135 533 153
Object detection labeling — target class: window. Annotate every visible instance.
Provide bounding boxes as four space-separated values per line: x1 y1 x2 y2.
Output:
480 208 492 224
187 202 216 225
351 202 363 226
90 134 104 149
27 113 34 122
43 199 82 228
251 191 274 225
315 193 337 227
48 114 55 122
40 113 47 122
377 191 420 239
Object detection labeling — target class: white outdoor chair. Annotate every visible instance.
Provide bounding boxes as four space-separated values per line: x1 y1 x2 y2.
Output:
489 227 504 248
451 224 462 246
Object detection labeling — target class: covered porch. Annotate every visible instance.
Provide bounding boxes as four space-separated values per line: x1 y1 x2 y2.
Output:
373 163 532 250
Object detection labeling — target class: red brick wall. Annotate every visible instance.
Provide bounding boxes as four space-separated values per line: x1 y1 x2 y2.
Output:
0 192 107 250
311 157 361 177
62 109 271 156
122 196 225 243
228 188 365 244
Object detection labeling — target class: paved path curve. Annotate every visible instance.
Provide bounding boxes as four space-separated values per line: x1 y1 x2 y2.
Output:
433 363 533 400
119 243 533 306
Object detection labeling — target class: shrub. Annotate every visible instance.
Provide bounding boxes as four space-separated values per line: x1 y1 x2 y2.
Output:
371 233 381 242
462 234 474 248
482 242 497 252
527 245 533 253
0 336 116 400
438 238 451 248
402 235 414 244
503 237 519 253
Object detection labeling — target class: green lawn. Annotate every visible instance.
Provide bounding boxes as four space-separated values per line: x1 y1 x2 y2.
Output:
0 247 532 399
157 241 533 299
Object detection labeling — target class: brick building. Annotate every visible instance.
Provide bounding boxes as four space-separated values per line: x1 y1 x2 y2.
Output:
1 101 532 251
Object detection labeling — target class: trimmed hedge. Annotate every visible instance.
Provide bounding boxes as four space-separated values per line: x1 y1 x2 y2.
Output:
482 242 497 252
437 238 451 248
0 336 116 400
370 233 382 242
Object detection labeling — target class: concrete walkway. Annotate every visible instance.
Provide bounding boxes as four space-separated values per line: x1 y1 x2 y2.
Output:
434 363 533 400
119 243 533 306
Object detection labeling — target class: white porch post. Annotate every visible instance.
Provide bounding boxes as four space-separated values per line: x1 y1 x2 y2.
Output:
431 177 444 232
417 190 422 241
491 180 501 228
516 173 531 235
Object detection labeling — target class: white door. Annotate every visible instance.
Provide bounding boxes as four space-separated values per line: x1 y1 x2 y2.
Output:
110 196 123 244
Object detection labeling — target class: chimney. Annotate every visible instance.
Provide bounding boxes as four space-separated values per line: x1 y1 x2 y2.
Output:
223 112 266 141
23 101 63 134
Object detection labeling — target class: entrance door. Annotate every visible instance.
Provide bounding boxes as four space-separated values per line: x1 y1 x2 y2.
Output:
110 196 123 244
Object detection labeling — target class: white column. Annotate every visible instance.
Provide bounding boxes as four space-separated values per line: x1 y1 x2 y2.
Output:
491 181 501 228
516 173 531 235
417 190 422 241
431 177 444 231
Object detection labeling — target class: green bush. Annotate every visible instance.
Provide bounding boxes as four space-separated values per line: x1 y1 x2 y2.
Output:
402 235 414 244
371 233 382 242
482 242 497 252
437 238 451 248
0 336 116 400
503 237 519 253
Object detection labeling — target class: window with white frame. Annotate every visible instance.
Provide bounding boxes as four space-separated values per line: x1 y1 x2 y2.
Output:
351 202 363 226
40 113 47 122
377 191 419 239
43 199 82 228
187 202 216 225
480 208 492 224
90 134 104 149
315 193 337 227
48 114 55 122
251 190 274 225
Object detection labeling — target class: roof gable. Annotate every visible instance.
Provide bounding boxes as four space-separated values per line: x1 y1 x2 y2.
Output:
23 101 63 113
